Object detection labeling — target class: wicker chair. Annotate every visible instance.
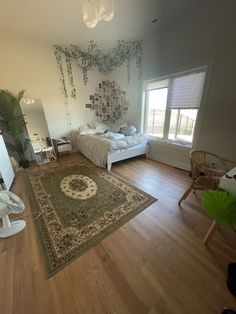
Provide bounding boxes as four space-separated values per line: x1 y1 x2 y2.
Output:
178 150 236 205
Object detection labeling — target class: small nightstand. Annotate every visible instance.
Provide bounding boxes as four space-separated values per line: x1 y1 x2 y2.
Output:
53 138 72 157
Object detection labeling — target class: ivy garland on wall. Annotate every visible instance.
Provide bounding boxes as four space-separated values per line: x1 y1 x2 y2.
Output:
54 40 142 100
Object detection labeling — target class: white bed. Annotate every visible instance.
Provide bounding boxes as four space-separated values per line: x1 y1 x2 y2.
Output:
77 132 149 170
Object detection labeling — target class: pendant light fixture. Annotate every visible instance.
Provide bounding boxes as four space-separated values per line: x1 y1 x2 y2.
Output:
83 0 114 29
98 0 114 22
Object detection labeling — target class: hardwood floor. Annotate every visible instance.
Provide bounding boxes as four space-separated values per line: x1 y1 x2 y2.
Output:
1 153 236 314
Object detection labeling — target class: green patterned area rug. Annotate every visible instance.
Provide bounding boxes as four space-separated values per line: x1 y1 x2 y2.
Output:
25 162 156 276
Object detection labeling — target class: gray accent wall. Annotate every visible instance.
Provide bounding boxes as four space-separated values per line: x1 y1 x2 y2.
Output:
143 0 236 169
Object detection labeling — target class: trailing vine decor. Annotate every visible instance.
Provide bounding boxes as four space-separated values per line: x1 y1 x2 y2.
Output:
54 40 142 100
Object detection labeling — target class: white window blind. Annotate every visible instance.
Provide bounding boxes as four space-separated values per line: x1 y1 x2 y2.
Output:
145 79 169 91
168 71 206 109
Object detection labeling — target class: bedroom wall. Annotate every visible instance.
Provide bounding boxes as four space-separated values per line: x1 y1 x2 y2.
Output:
0 36 141 149
110 62 141 130
0 37 64 138
142 0 236 170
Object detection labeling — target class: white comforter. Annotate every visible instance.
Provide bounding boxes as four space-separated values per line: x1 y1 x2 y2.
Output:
77 132 147 168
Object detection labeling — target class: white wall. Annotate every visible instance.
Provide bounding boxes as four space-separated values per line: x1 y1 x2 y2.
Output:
0 38 62 137
110 61 141 130
0 37 141 149
143 0 236 170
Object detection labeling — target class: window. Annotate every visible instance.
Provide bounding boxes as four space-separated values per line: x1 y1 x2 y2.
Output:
143 67 207 146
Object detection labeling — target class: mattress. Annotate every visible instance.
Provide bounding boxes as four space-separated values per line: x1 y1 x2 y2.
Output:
77 133 148 168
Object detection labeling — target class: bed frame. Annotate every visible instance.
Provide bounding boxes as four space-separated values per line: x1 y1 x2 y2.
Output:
107 144 149 171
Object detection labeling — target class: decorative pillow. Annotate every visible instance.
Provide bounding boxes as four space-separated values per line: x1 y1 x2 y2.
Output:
119 124 137 136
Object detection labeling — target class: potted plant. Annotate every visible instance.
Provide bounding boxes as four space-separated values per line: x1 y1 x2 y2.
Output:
202 189 236 231
0 89 30 168
202 190 236 300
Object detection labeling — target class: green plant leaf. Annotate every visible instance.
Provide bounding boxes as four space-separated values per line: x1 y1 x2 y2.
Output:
16 89 25 104
0 89 29 161
22 137 30 153
202 190 236 227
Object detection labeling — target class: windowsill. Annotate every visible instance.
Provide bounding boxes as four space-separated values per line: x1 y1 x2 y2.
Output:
148 136 192 150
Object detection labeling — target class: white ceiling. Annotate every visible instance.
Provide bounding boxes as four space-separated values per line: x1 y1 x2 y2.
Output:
0 0 205 44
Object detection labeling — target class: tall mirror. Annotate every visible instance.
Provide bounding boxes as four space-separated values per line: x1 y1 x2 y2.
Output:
20 99 56 165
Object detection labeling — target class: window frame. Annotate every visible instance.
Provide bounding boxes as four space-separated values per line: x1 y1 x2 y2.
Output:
142 65 209 148
144 86 169 139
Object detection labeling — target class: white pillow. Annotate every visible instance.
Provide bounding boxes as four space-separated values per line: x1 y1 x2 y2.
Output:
87 121 95 129
78 125 90 135
102 132 125 140
94 121 110 131
94 129 106 135
79 126 105 136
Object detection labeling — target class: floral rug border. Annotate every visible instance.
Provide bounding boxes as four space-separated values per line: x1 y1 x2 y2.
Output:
24 162 157 276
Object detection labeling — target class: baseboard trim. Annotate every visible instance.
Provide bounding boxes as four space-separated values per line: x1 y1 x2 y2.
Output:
149 153 190 171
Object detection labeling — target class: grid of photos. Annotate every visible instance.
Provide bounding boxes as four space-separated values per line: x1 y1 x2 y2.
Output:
85 80 129 122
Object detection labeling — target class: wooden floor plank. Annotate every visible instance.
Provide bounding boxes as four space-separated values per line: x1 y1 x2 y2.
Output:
0 153 236 314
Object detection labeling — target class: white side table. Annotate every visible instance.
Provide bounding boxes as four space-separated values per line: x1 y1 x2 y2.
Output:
218 167 236 195
57 139 72 157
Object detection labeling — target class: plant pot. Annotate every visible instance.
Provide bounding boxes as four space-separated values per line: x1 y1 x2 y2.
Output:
19 159 29 169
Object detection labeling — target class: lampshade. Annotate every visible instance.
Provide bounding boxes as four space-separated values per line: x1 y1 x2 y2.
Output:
99 0 114 22
83 0 98 29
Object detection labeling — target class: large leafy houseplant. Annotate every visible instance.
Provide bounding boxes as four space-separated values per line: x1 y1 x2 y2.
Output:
0 89 30 168
202 189 236 231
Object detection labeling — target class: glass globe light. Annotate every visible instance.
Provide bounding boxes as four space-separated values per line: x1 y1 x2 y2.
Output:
99 0 114 22
83 0 98 28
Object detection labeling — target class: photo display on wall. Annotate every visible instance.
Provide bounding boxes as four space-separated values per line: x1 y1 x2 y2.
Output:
85 80 129 122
